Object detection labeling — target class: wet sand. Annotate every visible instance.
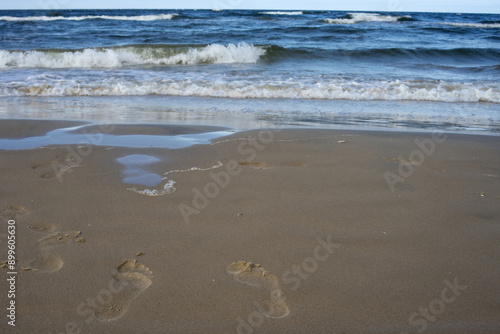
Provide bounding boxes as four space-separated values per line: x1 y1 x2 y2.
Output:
0 119 499 333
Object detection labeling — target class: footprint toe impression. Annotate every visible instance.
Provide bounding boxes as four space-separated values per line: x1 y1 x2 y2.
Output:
94 259 153 322
227 260 289 318
27 224 82 272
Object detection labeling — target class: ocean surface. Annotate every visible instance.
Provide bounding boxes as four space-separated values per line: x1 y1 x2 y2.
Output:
0 9 499 132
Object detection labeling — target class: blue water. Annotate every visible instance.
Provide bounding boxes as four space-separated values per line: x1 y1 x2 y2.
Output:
0 123 233 149
0 9 499 132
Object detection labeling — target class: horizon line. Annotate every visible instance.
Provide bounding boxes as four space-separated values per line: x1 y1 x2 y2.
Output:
0 8 499 14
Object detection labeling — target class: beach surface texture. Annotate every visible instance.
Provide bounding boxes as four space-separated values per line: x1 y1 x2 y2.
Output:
1 120 499 333
0 8 499 334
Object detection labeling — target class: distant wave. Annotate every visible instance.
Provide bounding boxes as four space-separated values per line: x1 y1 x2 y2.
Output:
0 14 177 22
343 47 500 61
260 11 303 15
3 75 498 103
262 45 500 64
323 13 412 24
405 63 500 73
0 43 265 68
440 22 500 29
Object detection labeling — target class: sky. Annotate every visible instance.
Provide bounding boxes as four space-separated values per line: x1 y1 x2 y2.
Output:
1 0 499 14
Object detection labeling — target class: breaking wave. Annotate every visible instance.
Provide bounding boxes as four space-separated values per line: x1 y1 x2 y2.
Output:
260 11 303 15
441 22 500 29
3 76 498 103
0 13 177 21
323 13 412 24
0 43 265 68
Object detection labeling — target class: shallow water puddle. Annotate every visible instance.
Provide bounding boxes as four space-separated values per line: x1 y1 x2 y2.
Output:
116 154 163 188
0 124 234 150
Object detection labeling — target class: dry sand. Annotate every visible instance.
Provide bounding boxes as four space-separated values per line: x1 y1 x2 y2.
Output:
0 120 499 333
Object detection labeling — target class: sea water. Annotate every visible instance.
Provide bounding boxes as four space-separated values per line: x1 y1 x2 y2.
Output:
0 9 499 132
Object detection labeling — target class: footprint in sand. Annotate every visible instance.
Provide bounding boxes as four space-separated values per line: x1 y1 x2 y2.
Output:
227 261 289 318
27 252 64 272
94 259 153 322
32 153 75 180
32 161 57 179
26 223 82 272
28 222 55 232
0 205 29 220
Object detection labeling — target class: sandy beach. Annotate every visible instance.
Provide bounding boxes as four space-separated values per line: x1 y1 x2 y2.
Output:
2 5 500 333
0 119 499 333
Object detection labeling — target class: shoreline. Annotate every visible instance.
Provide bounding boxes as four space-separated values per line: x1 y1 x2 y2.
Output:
0 118 499 151
0 119 499 333
2 96 499 136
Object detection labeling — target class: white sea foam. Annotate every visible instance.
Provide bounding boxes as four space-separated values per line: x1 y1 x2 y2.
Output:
260 11 303 15
323 13 409 24
0 43 265 68
441 22 500 29
4 75 498 103
128 180 177 196
0 14 177 21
